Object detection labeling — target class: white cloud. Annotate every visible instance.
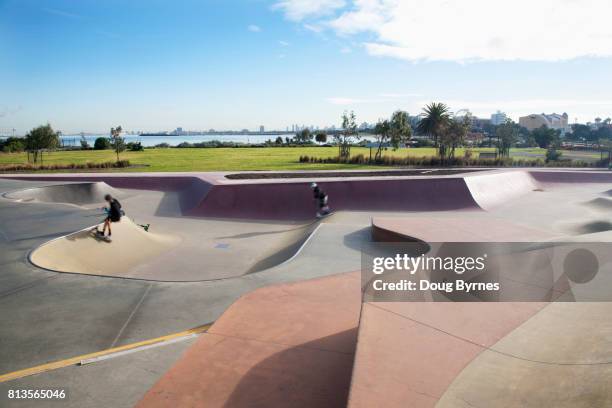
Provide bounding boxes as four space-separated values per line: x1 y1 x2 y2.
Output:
303 23 324 33
279 0 612 62
273 0 346 21
340 46 352 53
247 24 261 32
279 40 290 46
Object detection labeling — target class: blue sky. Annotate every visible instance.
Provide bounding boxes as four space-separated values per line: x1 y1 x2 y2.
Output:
2 0 612 134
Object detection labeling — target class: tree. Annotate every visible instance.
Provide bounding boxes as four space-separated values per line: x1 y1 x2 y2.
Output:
315 131 327 144
389 110 412 150
440 116 470 160
295 128 312 144
1 137 25 153
496 120 518 158
532 125 558 148
110 126 125 162
275 136 284 145
24 124 59 164
416 103 451 157
80 135 90 150
373 119 390 161
569 124 591 141
334 111 359 159
94 137 111 150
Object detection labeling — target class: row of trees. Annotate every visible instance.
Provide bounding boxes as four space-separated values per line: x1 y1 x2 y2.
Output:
329 104 573 162
0 124 128 164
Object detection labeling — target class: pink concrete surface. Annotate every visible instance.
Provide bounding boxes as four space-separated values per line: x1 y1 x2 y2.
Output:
9 169 611 221
137 272 362 408
191 177 480 220
372 216 555 242
530 169 612 184
2 173 483 220
348 302 546 408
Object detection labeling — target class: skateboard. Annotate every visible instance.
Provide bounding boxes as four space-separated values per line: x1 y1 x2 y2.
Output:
90 228 112 243
316 210 335 219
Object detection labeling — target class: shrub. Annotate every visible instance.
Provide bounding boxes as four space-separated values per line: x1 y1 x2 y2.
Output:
127 141 144 151
94 137 111 150
1 137 26 153
545 148 562 162
0 160 131 172
298 154 593 168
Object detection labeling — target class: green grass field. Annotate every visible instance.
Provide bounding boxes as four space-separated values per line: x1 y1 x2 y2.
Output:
0 146 550 172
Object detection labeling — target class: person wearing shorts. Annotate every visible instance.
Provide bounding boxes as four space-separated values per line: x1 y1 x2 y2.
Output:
101 194 122 237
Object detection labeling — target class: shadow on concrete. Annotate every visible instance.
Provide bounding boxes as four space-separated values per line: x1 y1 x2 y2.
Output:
223 329 358 408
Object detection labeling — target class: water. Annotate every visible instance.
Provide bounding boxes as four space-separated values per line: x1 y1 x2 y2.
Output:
58 134 287 147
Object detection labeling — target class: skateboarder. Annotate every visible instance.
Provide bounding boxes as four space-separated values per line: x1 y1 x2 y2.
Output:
99 194 122 238
311 182 331 218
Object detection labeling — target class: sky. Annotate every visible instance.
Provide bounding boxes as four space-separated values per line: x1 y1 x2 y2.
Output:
2 0 612 134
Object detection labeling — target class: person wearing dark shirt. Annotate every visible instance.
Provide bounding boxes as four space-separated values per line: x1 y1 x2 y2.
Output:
311 182 331 218
100 194 122 237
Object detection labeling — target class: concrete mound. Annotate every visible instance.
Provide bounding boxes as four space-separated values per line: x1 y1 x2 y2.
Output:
29 217 181 277
584 197 612 210
4 182 124 207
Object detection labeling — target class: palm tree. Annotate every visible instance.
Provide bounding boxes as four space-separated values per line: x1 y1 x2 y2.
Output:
416 103 450 157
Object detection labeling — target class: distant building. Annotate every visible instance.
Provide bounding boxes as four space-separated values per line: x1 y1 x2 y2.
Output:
259 125 265 133
176 127 183 134
490 111 508 126
519 113 570 134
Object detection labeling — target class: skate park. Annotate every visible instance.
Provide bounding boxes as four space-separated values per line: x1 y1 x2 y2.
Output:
0 168 611 407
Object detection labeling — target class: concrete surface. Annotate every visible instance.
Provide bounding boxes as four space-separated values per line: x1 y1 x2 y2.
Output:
137 272 361 408
1 169 612 408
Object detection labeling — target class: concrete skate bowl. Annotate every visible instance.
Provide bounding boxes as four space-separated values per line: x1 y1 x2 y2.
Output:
28 215 320 281
529 170 612 184
29 217 182 279
3 182 125 207
371 216 555 243
191 177 483 220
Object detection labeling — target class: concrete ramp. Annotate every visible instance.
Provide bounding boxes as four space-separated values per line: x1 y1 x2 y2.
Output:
464 171 540 210
4 182 124 207
29 217 181 277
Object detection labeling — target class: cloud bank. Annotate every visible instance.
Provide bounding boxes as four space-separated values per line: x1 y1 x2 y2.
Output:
274 0 612 62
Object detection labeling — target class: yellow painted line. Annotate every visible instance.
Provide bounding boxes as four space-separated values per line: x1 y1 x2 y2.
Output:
0 323 212 383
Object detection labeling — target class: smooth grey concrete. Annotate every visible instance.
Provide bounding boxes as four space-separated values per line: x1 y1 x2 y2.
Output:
0 178 370 404
0 337 196 408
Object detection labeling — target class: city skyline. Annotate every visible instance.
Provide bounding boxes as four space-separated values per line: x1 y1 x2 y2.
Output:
3 0 612 134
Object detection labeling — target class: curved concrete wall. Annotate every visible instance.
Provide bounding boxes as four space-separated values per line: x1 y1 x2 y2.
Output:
192 178 480 220
464 171 539 211
4 182 123 206
9 170 608 220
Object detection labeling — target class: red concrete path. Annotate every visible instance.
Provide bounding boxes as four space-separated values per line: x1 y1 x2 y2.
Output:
137 272 361 408
348 302 546 408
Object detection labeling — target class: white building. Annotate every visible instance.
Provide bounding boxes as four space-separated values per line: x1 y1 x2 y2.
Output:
490 111 508 126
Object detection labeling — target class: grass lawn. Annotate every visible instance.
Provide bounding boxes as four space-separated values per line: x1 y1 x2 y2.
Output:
0 146 546 172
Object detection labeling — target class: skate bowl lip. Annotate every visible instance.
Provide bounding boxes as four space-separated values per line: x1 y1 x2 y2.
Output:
1 181 126 208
